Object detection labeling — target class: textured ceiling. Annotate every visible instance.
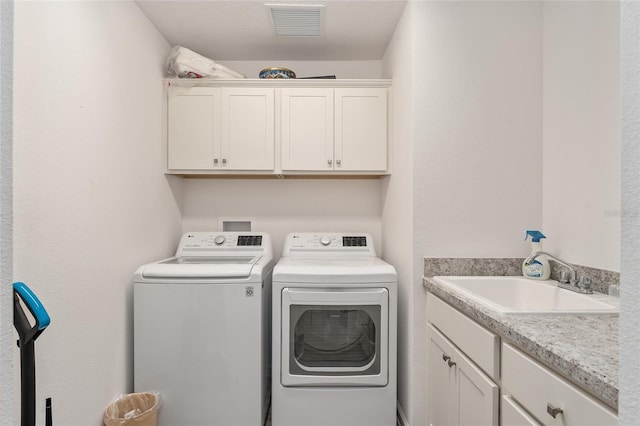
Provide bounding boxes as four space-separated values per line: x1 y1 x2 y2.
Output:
135 0 408 61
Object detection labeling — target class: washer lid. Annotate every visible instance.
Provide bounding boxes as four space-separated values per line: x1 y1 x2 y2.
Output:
273 257 397 284
140 255 259 279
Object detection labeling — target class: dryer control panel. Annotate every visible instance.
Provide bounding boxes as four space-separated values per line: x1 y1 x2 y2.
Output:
283 233 376 257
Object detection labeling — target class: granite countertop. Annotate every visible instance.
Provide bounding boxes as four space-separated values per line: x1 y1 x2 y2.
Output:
424 276 619 410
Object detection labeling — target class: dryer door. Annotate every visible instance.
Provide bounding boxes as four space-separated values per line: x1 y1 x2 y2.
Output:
281 287 389 387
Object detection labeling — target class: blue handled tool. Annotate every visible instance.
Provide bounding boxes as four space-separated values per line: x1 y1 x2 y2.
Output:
13 282 51 426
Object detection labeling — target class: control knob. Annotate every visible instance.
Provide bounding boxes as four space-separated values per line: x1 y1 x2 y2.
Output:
319 235 331 246
214 236 226 245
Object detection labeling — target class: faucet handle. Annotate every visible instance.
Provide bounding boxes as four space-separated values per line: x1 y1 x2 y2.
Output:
559 270 570 284
578 276 592 290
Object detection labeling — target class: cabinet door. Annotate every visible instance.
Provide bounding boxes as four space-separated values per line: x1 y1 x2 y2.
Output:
428 324 499 426
453 344 499 426
221 88 274 170
427 324 455 426
334 88 387 171
281 88 334 171
167 87 220 170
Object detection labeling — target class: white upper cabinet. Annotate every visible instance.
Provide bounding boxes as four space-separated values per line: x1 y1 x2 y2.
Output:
281 88 334 171
220 88 274 170
167 86 274 172
281 87 388 173
166 80 390 176
167 87 220 170
334 88 388 172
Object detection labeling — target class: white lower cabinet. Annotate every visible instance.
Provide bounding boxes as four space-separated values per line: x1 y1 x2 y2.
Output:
427 293 618 426
428 324 499 426
502 343 617 426
428 323 456 426
427 294 499 426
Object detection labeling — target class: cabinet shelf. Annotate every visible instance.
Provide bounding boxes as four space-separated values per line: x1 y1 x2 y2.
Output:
164 78 392 89
166 173 386 179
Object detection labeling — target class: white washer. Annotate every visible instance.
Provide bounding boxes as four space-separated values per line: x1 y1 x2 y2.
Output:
272 233 397 426
133 232 273 426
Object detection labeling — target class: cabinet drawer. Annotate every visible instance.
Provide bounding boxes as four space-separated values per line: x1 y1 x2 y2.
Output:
427 293 499 380
502 343 617 425
502 395 541 426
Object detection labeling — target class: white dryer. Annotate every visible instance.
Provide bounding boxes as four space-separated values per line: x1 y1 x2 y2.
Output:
133 232 273 426
272 233 397 426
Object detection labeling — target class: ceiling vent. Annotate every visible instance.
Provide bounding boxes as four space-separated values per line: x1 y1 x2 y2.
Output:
266 4 324 37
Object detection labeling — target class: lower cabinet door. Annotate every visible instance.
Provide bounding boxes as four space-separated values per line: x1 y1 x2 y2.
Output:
427 324 499 426
428 324 455 426
453 343 499 426
502 395 542 426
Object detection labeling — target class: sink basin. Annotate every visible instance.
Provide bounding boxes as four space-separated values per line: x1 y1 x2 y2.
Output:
433 276 619 314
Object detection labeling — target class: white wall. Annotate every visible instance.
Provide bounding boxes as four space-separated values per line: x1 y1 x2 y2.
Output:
409 2 543 424
13 2 182 424
620 2 640 422
542 1 621 272
381 2 415 425
414 0 543 259
403 3 621 424
182 178 382 259
0 1 15 425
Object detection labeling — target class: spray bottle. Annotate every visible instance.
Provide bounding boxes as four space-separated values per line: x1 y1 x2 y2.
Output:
522 230 550 280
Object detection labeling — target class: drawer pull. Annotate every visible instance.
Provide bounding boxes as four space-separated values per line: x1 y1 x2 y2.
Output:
547 403 564 419
447 360 456 368
442 355 451 363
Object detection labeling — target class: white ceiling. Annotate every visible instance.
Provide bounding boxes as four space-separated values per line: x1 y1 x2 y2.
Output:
135 0 408 61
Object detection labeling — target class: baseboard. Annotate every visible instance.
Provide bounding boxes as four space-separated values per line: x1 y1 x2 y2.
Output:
396 403 409 426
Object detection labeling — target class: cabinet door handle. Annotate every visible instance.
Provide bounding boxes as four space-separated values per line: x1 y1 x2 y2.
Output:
214 158 219 164
442 354 451 363
336 159 342 166
222 158 227 164
328 159 333 166
447 360 456 368
546 403 563 419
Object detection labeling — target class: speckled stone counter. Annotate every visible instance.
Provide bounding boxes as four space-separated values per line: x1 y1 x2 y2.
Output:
424 276 619 410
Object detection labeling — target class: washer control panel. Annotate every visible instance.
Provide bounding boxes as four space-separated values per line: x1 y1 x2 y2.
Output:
176 232 271 257
283 233 375 256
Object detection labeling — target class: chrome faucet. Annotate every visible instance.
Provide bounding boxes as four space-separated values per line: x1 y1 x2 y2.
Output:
523 251 592 294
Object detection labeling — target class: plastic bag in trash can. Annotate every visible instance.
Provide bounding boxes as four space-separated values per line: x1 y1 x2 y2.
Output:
104 392 160 426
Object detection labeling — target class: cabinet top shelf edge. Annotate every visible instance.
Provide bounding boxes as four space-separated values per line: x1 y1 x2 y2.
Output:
164 78 392 89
